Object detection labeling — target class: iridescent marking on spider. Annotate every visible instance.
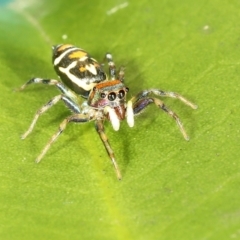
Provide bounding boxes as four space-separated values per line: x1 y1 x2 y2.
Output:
19 44 197 180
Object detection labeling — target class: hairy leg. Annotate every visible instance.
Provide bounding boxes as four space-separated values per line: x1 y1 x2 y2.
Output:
95 120 122 180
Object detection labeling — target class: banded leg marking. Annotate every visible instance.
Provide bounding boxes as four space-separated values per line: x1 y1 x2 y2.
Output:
132 97 190 140
35 113 91 163
153 98 190 140
22 95 62 139
95 120 122 180
117 66 125 82
105 53 116 80
21 95 81 139
133 89 198 109
19 78 76 98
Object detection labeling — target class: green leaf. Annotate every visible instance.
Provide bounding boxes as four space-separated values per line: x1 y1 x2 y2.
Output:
1 0 240 239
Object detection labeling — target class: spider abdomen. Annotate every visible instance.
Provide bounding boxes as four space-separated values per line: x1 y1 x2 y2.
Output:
52 44 106 98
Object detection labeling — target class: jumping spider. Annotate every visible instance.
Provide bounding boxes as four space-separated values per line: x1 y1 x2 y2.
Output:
20 44 197 180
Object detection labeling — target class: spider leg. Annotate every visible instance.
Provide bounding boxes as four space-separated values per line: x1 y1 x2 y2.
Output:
19 78 78 100
95 120 122 180
105 53 116 80
117 66 125 82
21 95 82 139
132 89 198 109
35 113 92 163
131 97 190 140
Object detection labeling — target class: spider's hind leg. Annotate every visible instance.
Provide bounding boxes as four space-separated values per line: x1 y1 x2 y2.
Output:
105 53 117 80
103 53 125 82
19 78 69 95
20 77 82 139
117 66 125 82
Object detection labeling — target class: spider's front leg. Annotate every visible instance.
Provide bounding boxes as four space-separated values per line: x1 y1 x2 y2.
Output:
95 120 122 180
133 89 198 110
35 113 92 163
128 89 197 140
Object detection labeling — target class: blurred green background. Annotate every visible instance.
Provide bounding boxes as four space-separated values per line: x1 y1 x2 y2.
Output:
0 0 240 239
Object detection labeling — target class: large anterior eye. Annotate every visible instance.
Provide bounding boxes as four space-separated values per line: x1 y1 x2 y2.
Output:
117 90 125 99
108 92 116 101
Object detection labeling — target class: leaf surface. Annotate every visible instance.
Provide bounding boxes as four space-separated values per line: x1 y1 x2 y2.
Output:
1 0 240 239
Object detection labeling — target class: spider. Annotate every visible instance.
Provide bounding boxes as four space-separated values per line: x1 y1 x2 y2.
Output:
20 44 197 180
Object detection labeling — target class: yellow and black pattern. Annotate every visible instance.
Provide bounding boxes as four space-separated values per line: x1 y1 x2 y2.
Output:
52 44 107 98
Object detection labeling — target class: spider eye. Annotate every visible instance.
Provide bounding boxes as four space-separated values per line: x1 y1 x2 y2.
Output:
108 92 116 101
125 87 129 92
100 92 106 98
117 90 125 99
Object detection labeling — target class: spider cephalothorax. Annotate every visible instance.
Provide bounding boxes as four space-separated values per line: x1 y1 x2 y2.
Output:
20 44 197 180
